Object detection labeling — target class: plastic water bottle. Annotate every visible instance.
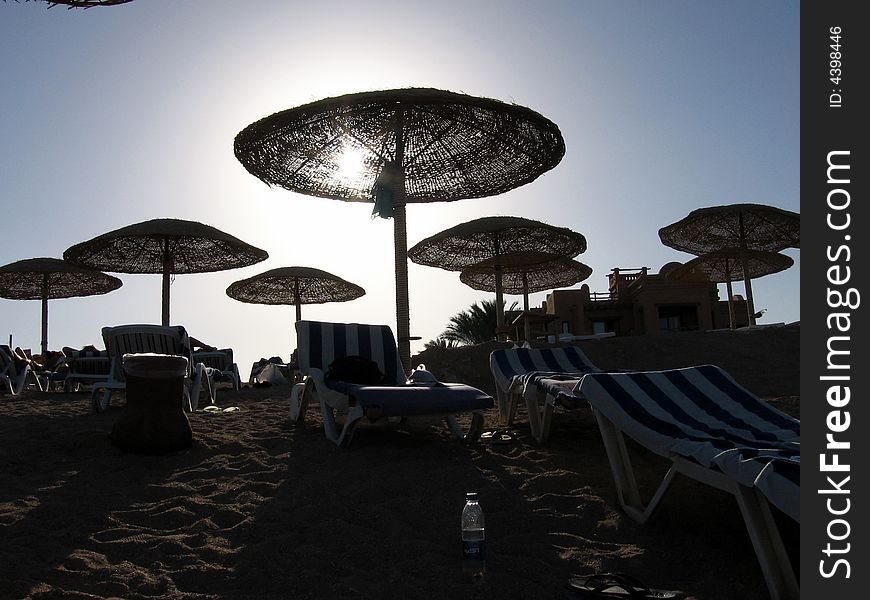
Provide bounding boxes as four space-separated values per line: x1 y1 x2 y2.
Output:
461 491 485 577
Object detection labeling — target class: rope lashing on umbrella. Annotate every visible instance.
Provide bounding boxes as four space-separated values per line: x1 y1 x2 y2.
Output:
371 161 401 219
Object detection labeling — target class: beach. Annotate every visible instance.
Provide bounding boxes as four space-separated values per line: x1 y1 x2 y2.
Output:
1 326 798 600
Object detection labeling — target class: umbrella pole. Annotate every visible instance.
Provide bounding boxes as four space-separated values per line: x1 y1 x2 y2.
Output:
493 233 506 341
41 273 49 356
494 266 505 341
393 111 412 373
294 278 302 323
162 238 171 326
725 279 735 329
738 213 756 326
522 271 531 342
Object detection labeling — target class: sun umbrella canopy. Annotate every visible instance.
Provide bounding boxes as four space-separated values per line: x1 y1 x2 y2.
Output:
665 249 794 284
26 0 135 7
226 266 365 323
659 203 799 325
234 88 565 370
0 257 122 355
658 203 799 255
64 218 268 325
409 216 587 271
461 252 592 341
460 252 593 295
410 216 586 336
234 88 565 203
666 249 793 330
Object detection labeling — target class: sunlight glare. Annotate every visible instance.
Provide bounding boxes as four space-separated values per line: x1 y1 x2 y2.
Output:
334 144 368 187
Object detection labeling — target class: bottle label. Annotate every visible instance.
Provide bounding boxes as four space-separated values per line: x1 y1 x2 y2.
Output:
462 540 485 560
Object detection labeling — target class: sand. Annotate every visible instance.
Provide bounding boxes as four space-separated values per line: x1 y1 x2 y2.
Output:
0 326 799 600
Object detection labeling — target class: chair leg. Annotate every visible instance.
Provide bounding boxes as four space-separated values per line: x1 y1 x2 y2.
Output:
320 399 363 448
444 411 486 443
92 388 111 413
289 382 308 424
525 388 556 444
593 408 678 524
733 485 800 600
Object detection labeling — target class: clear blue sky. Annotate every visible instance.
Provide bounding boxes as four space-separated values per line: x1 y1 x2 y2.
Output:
1 0 799 377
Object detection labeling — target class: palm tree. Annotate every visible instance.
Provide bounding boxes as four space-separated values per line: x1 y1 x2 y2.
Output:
423 336 459 349
440 298 519 345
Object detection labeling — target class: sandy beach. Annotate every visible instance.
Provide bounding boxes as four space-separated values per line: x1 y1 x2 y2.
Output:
1 326 798 600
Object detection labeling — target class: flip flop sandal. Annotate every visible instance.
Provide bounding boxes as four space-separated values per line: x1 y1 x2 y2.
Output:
567 573 678 599
480 429 516 445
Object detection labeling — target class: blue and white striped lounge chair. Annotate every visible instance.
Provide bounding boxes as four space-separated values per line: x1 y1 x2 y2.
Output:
94 324 216 413
293 320 493 448
489 345 601 443
575 365 799 600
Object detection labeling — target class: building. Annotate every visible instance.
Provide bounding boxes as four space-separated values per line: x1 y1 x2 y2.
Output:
511 263 750 341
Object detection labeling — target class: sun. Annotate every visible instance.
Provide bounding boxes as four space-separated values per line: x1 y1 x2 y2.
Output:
334 144 368 186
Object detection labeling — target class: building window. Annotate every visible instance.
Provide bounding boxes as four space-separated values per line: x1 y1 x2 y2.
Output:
591 320 617 335
657 305 699 332
561 321 571 334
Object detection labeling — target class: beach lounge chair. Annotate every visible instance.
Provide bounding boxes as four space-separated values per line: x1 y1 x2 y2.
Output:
574 365 799 600
1 344 44 395
93 324 216 413
192 348 241 391
292 320 493 448
62 346 111 392
489 345 601 443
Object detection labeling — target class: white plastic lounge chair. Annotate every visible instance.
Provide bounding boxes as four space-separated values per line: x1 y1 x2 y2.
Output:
62 346 111 392
575 365 799 600
489 345 601 443
93 324 216 413
292 320 493 448
1 344 44 395
193 348 241 391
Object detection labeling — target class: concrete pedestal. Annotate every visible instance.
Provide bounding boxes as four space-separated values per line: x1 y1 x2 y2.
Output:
110 353 192 454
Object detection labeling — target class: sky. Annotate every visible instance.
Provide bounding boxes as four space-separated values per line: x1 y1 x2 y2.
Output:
0 0 800 380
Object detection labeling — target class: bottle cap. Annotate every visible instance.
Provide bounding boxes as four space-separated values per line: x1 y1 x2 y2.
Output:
466 491 478 499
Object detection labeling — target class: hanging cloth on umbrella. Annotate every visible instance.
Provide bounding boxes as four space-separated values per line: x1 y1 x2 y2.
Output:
371 161 401 219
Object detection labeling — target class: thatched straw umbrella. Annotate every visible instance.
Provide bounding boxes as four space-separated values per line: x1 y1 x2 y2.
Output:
459 251 592 340
460 251 592 340
666 249 793 329
409 216 586 337
0 257 122 355
18 0 135 7
64 219 268 326
658 203 799 325
234 88 565 371
226 266 365 324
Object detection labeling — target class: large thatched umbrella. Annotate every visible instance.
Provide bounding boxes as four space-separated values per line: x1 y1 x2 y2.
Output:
0 257 122 355
234 88 565 370
63 219 268 326
460 251 592 340
226 266 365 323
658 203 799 325
666 249 793 329
409 216 586 336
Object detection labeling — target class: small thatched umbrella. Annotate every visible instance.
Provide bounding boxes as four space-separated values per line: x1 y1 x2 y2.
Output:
409 216 587 335
666 249 793 329
23 1 135 7
0 257 122 355
234 88 565 370
658 203 799 325
64 219 268 326
461 251 592 340
226 266 365 324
